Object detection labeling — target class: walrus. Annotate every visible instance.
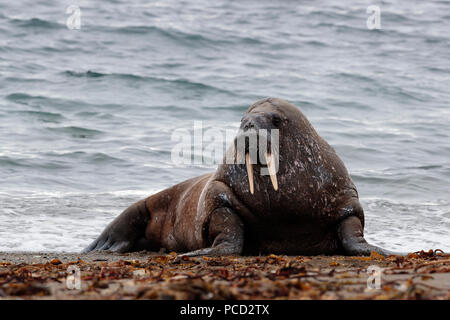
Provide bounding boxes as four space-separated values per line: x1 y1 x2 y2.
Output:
83 97 398 256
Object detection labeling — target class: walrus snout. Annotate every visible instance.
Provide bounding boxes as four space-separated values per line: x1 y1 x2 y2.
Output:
234 127 277 165
233 112 281 194
237 112 280 155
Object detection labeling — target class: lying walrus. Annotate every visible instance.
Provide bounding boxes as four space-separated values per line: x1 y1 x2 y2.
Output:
84 98 397 256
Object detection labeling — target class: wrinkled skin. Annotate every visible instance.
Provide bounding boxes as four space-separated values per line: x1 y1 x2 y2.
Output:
84 98 399 256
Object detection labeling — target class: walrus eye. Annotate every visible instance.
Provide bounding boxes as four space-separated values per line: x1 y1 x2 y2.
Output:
272 114 282 127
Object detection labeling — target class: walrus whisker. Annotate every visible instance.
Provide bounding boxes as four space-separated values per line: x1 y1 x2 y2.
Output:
245 152 254 194
265 151 278 191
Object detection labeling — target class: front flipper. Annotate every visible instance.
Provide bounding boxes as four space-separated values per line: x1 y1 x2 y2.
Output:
82 199 149 253
180 207 244 258
338 216 404 256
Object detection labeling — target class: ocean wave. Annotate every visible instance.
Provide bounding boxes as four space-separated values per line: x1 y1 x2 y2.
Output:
0 156 69 169
3 76 57 84
46 126 103 139
62 70 105 78
6 93 79 109
9 17 63 30
96 24 234 47
362 197 450 252
329 72 379 84
44 151 124 164
202 104 248 112
61 71 237 95
9 110 65 123
5 92 125 111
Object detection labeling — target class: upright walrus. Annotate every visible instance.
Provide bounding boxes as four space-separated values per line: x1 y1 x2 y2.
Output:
84 98 396 256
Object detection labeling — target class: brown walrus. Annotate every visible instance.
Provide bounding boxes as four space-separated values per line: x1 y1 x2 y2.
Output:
83 98 397 256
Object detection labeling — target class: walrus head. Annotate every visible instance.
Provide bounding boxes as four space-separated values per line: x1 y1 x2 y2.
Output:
233 100 286 193
218 97 357 219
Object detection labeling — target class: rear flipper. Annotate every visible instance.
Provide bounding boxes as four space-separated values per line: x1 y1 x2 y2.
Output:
82 199 149 253
338 216 405 256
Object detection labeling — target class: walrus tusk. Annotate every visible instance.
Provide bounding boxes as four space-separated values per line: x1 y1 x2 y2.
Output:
245 152 254 194
265 152 278 191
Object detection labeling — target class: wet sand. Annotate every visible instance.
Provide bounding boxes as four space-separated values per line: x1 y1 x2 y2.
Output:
0 250 448 300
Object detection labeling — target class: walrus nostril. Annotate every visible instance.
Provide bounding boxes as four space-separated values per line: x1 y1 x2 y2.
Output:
243 121 255 131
